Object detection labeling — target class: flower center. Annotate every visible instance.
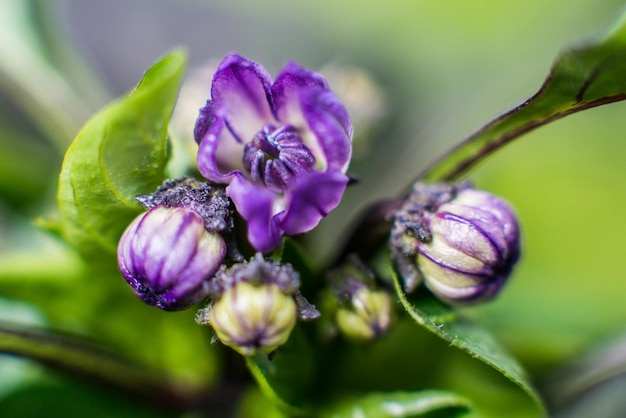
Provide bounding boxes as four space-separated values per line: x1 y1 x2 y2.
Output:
243 124 316 192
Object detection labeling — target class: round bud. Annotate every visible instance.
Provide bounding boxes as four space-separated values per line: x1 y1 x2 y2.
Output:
208 282 297 356
416 188 520 304
117 206 226 311
336 287 393 341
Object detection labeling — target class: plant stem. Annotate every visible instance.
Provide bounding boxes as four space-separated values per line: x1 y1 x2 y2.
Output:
414 93 626 184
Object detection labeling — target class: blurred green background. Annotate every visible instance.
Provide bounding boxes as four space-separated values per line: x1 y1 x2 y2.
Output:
1 0 626 416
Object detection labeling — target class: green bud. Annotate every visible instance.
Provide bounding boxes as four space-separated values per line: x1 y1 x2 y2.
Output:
196 253 319 355
326 256 394 341
209 282 297 356
336 287 393 341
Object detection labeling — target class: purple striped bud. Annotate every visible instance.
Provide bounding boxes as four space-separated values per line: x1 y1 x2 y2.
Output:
206 282 297 356
117 206 226 311
391 184 520 305
196 253 319 356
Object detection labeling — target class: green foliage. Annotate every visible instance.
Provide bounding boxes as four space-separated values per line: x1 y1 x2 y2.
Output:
4 3 626 418
320 391 470 418
390 282 544 415
56 50 187 264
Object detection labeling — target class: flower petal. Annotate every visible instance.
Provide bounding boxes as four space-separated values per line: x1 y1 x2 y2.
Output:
278 171 349 235
272 61 330 121
300 88 353 172
196 101 244 182
212 53 276 141
273 62 353 172
226 174 282 252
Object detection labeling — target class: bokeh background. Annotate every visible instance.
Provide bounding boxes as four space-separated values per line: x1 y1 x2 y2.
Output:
2 0 626 416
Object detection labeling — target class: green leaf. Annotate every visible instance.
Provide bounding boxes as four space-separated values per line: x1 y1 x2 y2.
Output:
417 10 626 183
320 390 469 418
57 50 186 263
389 268 545 417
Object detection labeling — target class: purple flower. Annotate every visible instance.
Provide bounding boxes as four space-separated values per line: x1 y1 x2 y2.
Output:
117 206 226 311
194 54 353 252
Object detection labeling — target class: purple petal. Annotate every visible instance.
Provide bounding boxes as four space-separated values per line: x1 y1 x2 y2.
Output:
196 102 245 182
226 174 282 252
446 189 520 260
211 53 277 141
166 228 227 305
429 210 503 268
272 61 330 120
278 171 349 235
299 88 353 172
272 63 352 172
194 100 218 145
143 208 201 288
117 207 227 311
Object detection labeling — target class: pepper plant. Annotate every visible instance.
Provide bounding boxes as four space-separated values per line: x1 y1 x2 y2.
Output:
2 3 626 418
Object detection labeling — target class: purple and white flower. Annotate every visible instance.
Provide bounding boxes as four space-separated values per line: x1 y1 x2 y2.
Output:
194 54 353 252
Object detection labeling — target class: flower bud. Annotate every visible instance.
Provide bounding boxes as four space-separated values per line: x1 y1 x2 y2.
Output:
196 253 319 356
327 257 394 341
336 287 393 341
208 282 297 356
419 188 519 304
117 206 226 311
391 184 520 304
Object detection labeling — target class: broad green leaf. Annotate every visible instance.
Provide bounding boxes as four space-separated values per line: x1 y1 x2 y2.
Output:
57 50 186 263
417 9 626 183
320 390 469 418
388 267 545 417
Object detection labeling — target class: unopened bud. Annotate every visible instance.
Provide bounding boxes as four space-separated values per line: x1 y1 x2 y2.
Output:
208 282 297 356
196 253 319 356
391 184 520 304
327 257 394 341
336 287 392 341
117 206 226 311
